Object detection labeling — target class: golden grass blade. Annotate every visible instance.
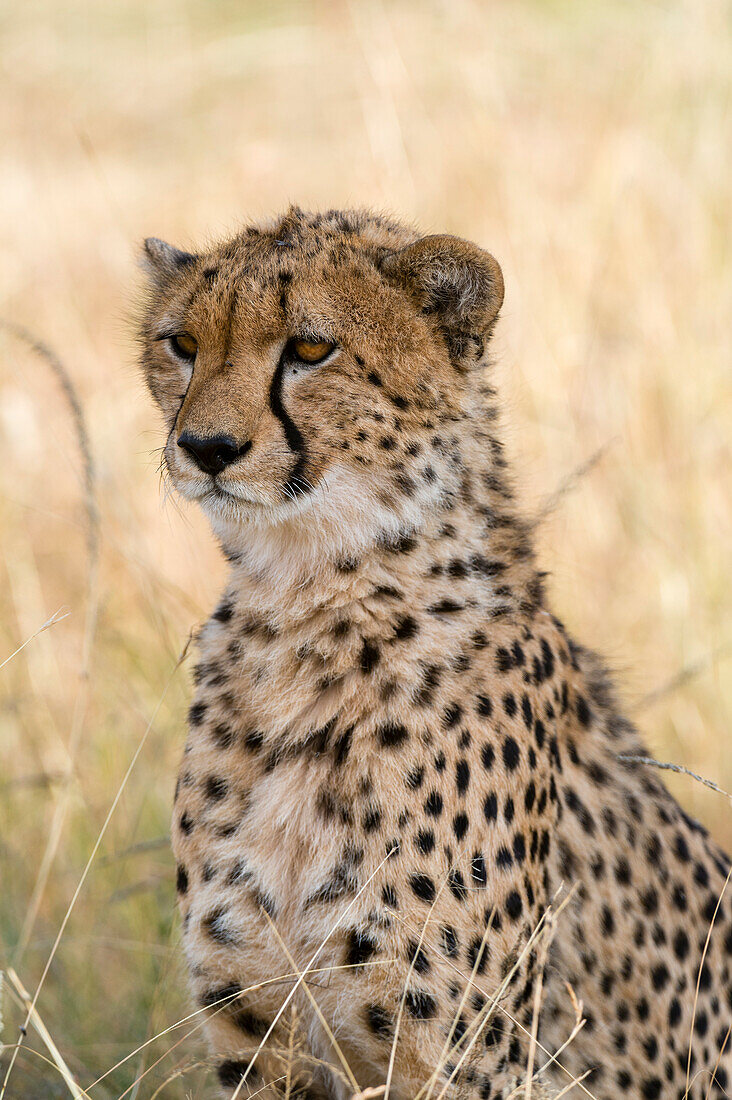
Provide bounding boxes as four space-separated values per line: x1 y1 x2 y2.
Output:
684 866 731 1099
0 607 71 672
618 754 732 803
551 1069 593 1098
703 1022 731 1100
4 968 91 1100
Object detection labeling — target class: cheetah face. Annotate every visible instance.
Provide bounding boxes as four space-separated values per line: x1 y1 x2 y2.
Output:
139 209 503 558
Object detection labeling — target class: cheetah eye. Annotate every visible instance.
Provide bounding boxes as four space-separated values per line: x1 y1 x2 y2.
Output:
290 338 336 365
168 333 198 363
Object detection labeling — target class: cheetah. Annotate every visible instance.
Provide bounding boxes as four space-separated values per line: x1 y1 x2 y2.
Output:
139 207 732 1100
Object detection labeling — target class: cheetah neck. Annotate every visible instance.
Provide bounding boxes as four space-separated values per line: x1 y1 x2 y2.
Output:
221 389 540 624
195 399 548 752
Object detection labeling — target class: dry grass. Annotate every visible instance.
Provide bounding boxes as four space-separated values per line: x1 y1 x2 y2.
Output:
0 0 730 1095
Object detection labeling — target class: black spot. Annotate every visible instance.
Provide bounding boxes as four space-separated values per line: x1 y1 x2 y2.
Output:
601 905 615 936
200 983 241 1010
232 1009 271 1037
406 765 425 790
440 924 459 956
484 792 498 822
394 614 418 640
203 905 238 945
467 935 488 974
366 1004 393 1038
456 759 470 794
425 791 443 816
360 639 380 673
651 963 670 991
471 853 487 886
188 701 207 726
481 743 495 770
503 692 517 717
212 600 233 622
443 702 462 728
453 812 469 840
415 828 435 855
407 939 431 974
405 989 437 1019
410 873 436 902
448 868 467 901
205 776 228 802
382 884 398 908
212 723 235 749
495 648 512 673
673 929 690 961
428 598 465 615
524 781 536 813
244 728 264 752
576 695 592 727
217 1061 249 1088
176 864 188 894
502 736 520 771
505 891 522 920
333 726 353 767
378 722 409 748
484 1015 504 1048
346 928 378 967
540 639 555 680
496 846 513 870
614 857 631 885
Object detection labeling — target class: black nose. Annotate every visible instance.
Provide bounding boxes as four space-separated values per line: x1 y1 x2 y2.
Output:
177 432 251 476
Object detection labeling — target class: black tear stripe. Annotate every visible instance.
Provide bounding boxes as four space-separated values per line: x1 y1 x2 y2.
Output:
271 273 310 499
269 353 310 499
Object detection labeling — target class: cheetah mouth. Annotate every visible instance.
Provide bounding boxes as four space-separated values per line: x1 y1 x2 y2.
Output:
204 483 264 509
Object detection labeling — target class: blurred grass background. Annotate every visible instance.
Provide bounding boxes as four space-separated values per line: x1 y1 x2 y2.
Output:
0 0 730 1095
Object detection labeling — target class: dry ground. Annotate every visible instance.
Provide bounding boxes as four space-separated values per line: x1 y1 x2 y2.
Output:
0 0 730 1096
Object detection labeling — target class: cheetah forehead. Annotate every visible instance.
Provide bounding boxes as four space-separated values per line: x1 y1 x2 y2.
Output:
140 205 503 357
144 207 420 306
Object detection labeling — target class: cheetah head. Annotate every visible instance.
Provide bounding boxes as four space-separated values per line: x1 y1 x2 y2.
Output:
139 208 503 565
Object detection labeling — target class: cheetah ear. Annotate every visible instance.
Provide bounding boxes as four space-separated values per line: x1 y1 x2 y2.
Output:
141 237 197 283
380 234 504 365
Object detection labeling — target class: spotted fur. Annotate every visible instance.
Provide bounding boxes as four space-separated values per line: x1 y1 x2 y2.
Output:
139 207 732 1099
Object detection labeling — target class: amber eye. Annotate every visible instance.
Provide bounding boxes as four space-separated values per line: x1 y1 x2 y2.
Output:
290 338 335 365
168 333 198 362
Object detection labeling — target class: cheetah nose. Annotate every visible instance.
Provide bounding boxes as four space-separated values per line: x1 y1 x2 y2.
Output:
177 432 252 476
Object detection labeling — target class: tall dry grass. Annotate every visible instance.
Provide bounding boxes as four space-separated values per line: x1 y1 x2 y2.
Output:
0 0 730 1095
